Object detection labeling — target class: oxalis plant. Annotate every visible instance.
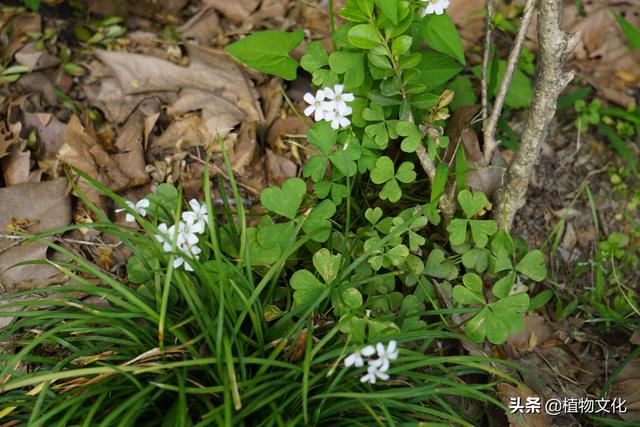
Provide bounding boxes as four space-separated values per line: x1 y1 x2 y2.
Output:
0 0 578 425
226 0 553 348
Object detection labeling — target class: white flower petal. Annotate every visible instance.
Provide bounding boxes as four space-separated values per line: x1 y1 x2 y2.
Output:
125 213 135 223
304 105 316 117
342 93 355 102
361 345 376 357
303 92 316 104
333 84 344 96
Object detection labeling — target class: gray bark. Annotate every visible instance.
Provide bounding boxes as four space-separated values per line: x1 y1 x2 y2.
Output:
493 0 580 230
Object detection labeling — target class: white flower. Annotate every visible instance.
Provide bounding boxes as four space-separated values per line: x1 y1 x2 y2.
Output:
369 340 399 372
303 89 328 121
173 241 201 272
360 363 390 384
326 106 353 130
116 199 150 223
155 223 173 251
324 84 355 116
182 199 208 234
344 345 376 368
421 0 450 16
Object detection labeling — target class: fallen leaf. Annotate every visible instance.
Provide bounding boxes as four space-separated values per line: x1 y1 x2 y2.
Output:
2 12 41 62
112 109 149 188
17 73 58 106
610 359 640 421
14 43 61 71
0 178 71 291
178 4 221 45
204 0 259 23
507 313 553 354
266 149 297 185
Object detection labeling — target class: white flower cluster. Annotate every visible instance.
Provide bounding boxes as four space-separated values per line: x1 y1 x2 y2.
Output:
421 0 450 16
116 199 150 223
117 197 208 272
155 199 208 272
304 84 355 130
344 340 399 384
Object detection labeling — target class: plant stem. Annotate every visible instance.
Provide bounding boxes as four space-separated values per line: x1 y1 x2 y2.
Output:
482 0 536 166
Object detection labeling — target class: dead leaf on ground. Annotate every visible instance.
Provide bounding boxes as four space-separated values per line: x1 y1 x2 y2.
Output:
1 12 41 62
17 73 58 106
266 148 297 185
0 178 71 291
610 358 640 421
14 42 61 71
178 4 221 45
204 0 260 24
507 313 553 354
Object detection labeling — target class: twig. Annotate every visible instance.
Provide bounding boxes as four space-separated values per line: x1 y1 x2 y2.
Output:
415 144 436 182
482 0 536 166
494 0 580 230
480 0 495 122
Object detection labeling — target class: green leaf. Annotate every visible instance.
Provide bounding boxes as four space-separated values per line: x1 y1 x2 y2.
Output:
302 199 337 242
225 29 303 80
290 270 325 307
395 161 416 184
391 35 413 57
375 0 398 24
431 163 448 202
313 248 342 284
463 272 483 294
423 14 466 65
370 156 395 184
529 290 554 311
448 77 476 110
329 51 366 90
461 248 489 273
492 292 530 314
24 0 40 11
127 256 152 284
471 61 532 109
348 24 382 49
260 177 306 219
365 207 383 225
492 271 516 299
341 287 363 309
328 137 360 177
613 11 640 49
380 179 402 202
397 121 422 153
598 123 638 173
447 219 468 246
301 41 329 72
425 248 458 279
458 189 488 218
386 244 409 266
307 121 338 155
417 52 463 90
469 220 497 248
515 250 547 281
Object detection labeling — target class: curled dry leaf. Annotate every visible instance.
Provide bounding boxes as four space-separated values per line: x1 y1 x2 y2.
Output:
204 0 260 24
178 4 221 45
0 178 71 291
1 12 41 62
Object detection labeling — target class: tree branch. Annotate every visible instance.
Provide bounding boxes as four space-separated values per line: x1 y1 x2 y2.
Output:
480 0 495 122
493 0 580 230
482 0 536 165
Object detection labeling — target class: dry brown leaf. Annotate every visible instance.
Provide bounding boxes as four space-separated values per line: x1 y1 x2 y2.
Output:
14 42 60 71
0 145 40 186
448 0 485 51
58 115 104 210
112 110 149 187
610 359 640 421
204 0 259 23
0 178 71 291
230 122 257 175
2 13 41 62
507 313 553 354
22 111 66 161
17 73 58 106
266 149 297 185
87 0 188 18
178 5 221 45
